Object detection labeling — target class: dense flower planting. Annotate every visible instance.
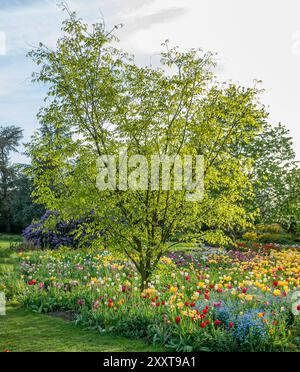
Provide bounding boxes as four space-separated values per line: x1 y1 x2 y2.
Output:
3 246 300 351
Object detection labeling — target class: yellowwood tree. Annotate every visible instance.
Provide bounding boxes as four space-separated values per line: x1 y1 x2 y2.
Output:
27 9 267 287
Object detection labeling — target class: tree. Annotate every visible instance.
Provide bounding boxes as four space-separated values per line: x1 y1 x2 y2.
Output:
27 9 267 288
240 122 299 226
9 169 45 233
0 125 23 232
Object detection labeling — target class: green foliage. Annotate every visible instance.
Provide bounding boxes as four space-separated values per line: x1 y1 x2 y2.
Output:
0 124 44 233
27 8 268 285
0 126 23 233
242 122 300 226
8 172 45 233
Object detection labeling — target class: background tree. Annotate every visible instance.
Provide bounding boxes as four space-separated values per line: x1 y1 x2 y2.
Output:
239 122 299 228
9 168 45 233
27 9 268 288
0 125 23 232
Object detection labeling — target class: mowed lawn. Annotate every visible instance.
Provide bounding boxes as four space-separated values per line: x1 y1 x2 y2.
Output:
0 234 22 249
0 306 165 352
0 234 165 352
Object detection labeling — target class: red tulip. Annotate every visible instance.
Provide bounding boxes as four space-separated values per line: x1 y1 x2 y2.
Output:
175 316 181 324
242 287 247 294
229 322 234 328
297 305 300 311
200 322 206 328
214 319 221 327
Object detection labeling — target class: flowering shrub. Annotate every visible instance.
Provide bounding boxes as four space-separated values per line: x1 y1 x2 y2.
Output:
5 246 300 351
22 211 96 249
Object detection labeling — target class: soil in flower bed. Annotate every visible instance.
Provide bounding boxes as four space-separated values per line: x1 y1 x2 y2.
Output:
48 310 76 322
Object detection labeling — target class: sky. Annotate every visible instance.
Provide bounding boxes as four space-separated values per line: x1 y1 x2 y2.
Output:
0 0 299 162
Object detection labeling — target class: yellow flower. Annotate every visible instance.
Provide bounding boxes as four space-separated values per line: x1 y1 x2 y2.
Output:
245 294 253 301
273 289 281 297
177 301 184 309
170 286 178 293
90 277 99 284
197 282 205 288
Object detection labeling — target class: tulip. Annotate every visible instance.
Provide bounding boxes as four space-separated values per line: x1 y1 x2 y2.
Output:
175 316 181 324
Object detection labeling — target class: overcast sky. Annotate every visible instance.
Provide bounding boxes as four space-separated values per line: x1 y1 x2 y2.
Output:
0 0 300 162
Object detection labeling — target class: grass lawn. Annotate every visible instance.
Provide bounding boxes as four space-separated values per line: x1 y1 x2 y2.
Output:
0 234 22 249
0 306 165 352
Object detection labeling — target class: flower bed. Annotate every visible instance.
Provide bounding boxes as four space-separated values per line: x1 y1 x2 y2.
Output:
3 247 300 351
